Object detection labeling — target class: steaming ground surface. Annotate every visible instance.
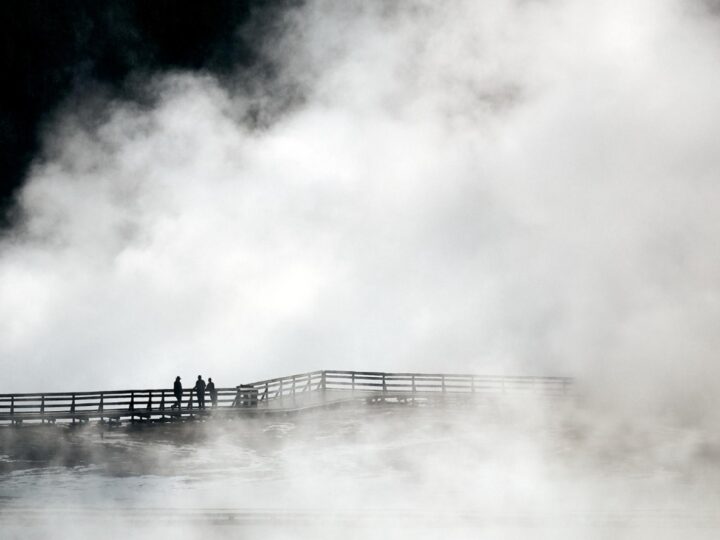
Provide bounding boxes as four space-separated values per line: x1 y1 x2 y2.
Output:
1 399 719 539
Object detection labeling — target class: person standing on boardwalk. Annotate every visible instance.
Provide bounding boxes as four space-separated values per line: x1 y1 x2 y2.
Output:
207 377 217 408
172 376 182 409
195 375 207 409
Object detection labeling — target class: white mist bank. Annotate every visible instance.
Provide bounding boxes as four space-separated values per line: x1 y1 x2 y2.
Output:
1 0 720 425
2 400 719 539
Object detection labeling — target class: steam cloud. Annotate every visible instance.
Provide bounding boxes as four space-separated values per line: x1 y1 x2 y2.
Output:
2 0 720 423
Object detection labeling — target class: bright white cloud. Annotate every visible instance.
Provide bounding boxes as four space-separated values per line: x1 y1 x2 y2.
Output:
2 0 720 421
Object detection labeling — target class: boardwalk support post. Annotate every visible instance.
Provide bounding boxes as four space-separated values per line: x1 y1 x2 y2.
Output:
71 394 76 424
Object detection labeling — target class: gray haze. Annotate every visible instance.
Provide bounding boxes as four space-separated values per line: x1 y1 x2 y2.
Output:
2 0 720 422
3 400 720 539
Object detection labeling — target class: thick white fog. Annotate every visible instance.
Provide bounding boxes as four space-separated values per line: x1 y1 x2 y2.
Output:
3 400 720 539
2 0 720 422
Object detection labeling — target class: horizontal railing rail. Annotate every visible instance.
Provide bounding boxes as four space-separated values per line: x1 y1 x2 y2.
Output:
321 370 571 395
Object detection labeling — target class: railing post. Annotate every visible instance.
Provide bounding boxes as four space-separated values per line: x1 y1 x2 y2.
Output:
41 395 45 423
352 372 356 391
147 391 153 420
265 382 269 400
411 375 416 393
441 375 445 393
71 393 76 424
321 371 327 391
10 396 14 418
382 373 387 393
130 391 135 421
279 378 283 398
161 390 166 419
292 375 296 396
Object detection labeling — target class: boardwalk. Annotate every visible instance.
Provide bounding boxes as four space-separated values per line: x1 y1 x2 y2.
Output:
0 370 572 425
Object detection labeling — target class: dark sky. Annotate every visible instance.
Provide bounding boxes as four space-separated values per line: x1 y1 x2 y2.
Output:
0 0 292 227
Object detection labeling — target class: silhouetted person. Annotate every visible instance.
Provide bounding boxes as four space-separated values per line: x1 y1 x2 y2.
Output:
207 377 217 408
172 376 182 409
195 375 207 409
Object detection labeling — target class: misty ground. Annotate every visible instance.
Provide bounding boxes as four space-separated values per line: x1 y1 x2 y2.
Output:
1 397 720 539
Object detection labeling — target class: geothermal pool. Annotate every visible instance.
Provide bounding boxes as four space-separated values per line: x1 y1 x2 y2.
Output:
1 398 719 539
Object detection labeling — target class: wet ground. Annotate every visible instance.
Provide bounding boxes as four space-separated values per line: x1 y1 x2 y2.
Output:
1 398 719 539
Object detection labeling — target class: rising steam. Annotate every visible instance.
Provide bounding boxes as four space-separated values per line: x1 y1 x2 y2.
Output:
1 0 720 424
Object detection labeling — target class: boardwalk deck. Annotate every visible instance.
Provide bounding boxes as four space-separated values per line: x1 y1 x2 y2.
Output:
0 370 572 425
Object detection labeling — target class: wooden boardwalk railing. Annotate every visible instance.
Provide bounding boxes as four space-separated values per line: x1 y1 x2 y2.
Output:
0 370 572 425
244 370 571 403
0 387 242 425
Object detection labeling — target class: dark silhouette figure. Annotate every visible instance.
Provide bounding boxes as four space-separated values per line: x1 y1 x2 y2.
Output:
172 376 182 409
207 378 217 408
195 375 207 409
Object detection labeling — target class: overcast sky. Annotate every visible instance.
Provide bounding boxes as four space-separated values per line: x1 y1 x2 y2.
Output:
2 1 720 419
